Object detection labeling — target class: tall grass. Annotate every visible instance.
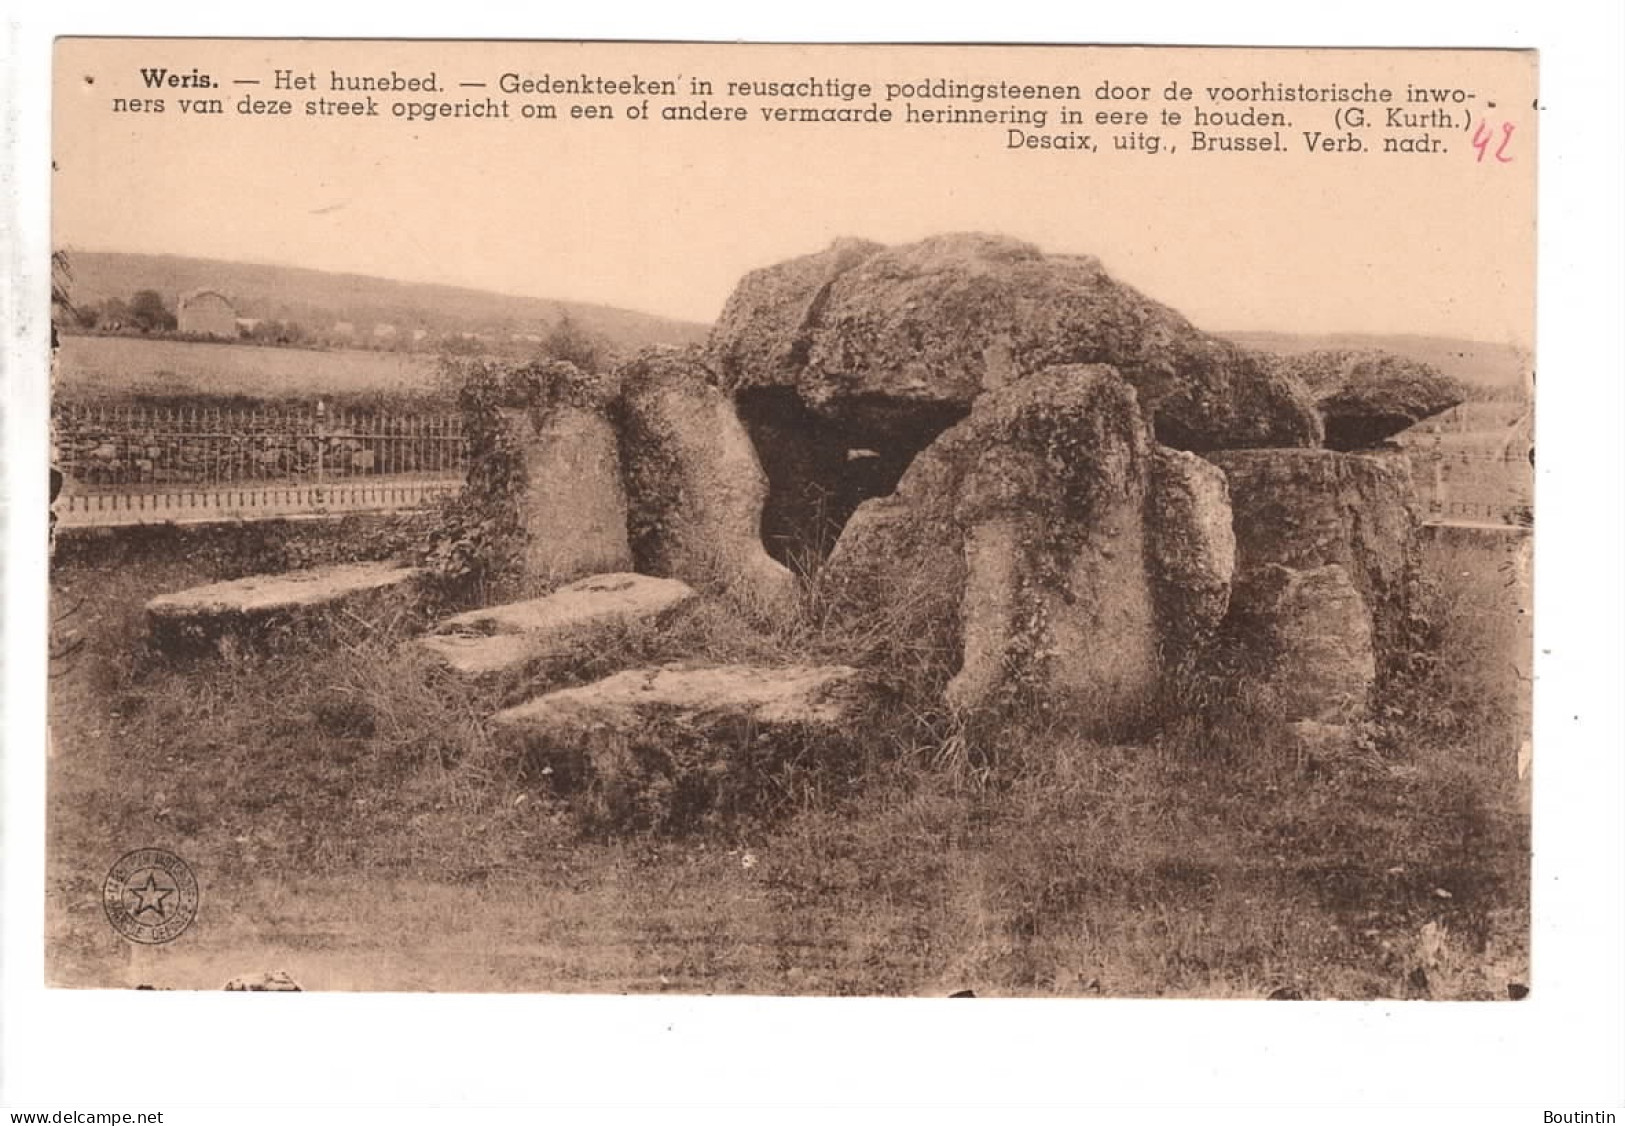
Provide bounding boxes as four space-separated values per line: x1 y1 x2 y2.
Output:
47 526 1530 996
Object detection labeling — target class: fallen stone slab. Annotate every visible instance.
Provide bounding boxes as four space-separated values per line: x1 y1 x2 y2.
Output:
491 663 876 831
146 561 419 652
492 663 869 735
415 572 696 677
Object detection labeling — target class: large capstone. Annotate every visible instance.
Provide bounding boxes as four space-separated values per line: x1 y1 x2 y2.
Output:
616 347 797 612
709 237 885 389
709 233 1323 453
500 363 633 586
823 364 1164 731
1255 349 1468 450
1206 448 1419 683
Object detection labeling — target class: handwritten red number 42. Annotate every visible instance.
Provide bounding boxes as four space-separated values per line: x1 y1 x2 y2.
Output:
1471 120 1515 163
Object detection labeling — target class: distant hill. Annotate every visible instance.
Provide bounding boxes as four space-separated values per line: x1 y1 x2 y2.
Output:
1221 330 1533 396
58 250 711 354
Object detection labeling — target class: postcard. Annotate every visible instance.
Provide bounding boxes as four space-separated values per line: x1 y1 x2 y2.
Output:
43 39 1539 1007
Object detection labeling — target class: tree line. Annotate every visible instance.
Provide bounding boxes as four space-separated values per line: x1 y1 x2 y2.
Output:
53 272 610 370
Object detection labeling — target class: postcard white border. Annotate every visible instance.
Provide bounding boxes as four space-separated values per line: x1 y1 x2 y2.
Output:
4 1 1622 1115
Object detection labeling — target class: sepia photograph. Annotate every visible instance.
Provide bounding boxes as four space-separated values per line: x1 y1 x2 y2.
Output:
6 4 1625 1116
39 38 1542 1003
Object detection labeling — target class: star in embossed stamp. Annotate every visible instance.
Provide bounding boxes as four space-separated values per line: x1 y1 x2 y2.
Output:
103 848 199 945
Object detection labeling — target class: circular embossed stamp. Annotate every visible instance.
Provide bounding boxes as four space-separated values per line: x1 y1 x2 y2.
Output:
103 848 199 945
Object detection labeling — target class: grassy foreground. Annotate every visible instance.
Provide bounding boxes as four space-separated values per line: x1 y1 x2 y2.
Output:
45 533 1531 998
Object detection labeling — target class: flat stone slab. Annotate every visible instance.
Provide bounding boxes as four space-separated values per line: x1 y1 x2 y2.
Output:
491 663 870 739
147 561 418 644
494 663 876 832
416 572 697 677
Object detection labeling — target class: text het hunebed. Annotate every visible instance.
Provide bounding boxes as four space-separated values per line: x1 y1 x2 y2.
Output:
113 66 1518 160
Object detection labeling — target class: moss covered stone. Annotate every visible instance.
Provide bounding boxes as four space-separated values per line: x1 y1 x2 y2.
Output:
501 400 632 587
1224 562 1377 724
709 233 1322 452
708 237 885 390
823 364 1165 732
1206 448 1419 679
1256 349 1467 450
616 347 795 613
1146 448 1236 660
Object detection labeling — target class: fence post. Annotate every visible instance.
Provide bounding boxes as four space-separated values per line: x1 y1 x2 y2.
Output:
315 398 326 502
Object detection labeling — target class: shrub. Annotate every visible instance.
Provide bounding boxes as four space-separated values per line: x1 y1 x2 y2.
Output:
416 356 608 608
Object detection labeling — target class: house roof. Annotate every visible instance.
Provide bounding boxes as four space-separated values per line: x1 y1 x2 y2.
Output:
179 287 235 309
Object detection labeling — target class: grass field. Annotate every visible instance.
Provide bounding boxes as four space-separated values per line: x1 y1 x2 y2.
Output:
57 334 440 403
45 530 1531 998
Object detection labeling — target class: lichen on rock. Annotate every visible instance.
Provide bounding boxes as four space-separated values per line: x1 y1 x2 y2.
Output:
615 346 796 613
1145 447 1237 660
1255 348 1467 450
823 363 1163 731
490 663 878 832
1224 562 1378 725
709 237 885 389
1206 447 1420 676
710 232 1323 453
501 390 633 585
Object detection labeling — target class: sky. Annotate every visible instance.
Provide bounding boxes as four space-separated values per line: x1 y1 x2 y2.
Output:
54 40 1538 344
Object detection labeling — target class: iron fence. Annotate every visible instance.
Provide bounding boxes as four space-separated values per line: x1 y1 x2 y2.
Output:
54 403 466 488
1404 444 1533 526
53 403 467 526
48 400 1535 529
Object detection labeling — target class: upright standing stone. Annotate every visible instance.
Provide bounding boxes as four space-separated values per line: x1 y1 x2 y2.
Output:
1206 448 1419 672
1225 562 1378 724
947 368 1159 724
617 348 796 613
503 401 633 588
824 364 1162 732
495 360 632 589
1145 447 1237 660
